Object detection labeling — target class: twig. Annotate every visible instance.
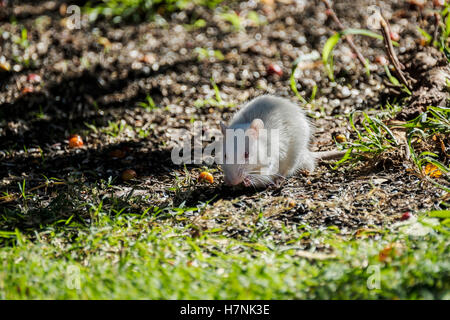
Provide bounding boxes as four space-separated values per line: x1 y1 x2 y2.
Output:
321 0 368 69
382 79 402 94
379 14 411 91
433 12 441 44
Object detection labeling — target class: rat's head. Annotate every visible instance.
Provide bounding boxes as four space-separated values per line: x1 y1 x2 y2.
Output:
220 119 268 187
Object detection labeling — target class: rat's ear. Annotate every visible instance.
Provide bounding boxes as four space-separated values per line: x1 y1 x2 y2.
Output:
220 122 227 135
249 119 264 136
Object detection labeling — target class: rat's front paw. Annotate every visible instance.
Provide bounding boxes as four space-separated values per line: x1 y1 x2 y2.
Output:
272 176 286 188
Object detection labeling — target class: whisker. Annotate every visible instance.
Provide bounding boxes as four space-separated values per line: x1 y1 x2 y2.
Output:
248 174 271 187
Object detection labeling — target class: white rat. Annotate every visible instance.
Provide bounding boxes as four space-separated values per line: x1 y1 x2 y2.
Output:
220 95 344 187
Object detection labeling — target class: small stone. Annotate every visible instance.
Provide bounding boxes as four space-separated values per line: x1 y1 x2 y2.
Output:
341 87 351 98
375 56 388 66
266 63 283 76
390 31 400 42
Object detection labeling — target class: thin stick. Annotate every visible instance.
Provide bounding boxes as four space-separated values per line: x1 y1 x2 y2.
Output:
433 12 441 44
379 14 411 91
321 0 368 69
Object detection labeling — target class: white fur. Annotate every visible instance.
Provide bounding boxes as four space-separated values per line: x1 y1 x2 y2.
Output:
221 95 316 187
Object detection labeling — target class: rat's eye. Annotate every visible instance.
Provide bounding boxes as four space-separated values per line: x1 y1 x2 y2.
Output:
244 151 249 159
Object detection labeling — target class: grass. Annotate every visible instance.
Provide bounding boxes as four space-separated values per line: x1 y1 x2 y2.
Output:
290 51 321 104
195 47 225 62
219 10 243 31
332 3 450 192
0 150 448 299
194 78 236 108
322 28 390 81
420 3 450 58
1 126 448 299
138 95 158 111
1 183 449 299
13 28 30 50
336 103 450 192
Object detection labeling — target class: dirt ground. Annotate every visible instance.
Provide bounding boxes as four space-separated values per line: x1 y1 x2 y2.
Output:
0 0 448 233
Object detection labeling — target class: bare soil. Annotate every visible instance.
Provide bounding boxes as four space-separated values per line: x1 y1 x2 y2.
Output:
0 0 448 234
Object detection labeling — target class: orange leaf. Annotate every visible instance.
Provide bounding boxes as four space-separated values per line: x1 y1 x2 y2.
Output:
198 172 214 184
424 163 443 178
68 135 84 148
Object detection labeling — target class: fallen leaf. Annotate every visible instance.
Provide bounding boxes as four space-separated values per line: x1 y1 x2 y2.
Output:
335 134 347 143
199 172 214 183
424 163 443 178
378 243 404 263
287 199 296 208
21 87 34 94
0 61 11 71
98 37 112 49
121 169 137 181
68 135 84 148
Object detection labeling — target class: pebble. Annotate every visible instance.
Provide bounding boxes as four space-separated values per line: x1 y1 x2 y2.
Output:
331 99 340 107
340 87 351 98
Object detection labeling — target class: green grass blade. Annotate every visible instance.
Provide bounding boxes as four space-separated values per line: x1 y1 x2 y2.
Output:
322 32 341 81
428 210 450 218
